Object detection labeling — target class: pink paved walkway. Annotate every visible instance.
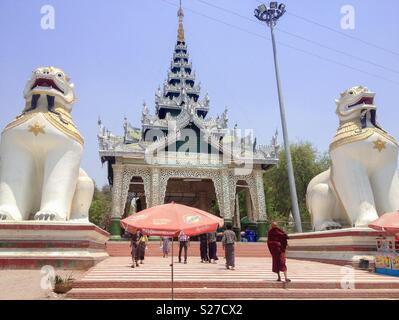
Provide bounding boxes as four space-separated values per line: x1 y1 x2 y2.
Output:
68 257 399 299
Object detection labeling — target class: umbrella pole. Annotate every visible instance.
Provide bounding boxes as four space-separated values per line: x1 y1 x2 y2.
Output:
171 237 174 300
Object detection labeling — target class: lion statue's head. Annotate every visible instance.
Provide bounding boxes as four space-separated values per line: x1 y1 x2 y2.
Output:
23 66 76 112
335 86 378 127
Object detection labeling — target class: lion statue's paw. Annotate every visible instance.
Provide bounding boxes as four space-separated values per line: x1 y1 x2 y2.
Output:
34 211 64 221
0 211 10 221
0 206 21 221
316 221 342 231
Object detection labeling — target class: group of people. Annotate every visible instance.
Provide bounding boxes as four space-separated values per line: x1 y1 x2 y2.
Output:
128 222 291 282
129 230 148 268
199 231 218 263
158 230 219 264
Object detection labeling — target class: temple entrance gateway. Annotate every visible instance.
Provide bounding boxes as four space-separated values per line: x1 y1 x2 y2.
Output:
98 6 279 239
164 178 217 213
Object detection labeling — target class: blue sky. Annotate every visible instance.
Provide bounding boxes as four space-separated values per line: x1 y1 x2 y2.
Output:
1 0 398 186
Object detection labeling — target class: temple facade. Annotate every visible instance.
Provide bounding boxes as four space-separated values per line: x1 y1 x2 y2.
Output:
98 7 279 239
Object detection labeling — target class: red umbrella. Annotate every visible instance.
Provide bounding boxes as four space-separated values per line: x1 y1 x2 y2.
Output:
120 202 224 299
369 211 399 235
120 202 223 236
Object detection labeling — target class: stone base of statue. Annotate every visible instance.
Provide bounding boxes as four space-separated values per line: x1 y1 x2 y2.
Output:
0 221 110 270
286 228 385 268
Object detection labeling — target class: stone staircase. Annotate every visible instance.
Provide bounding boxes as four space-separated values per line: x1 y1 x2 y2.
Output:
67 256 399 300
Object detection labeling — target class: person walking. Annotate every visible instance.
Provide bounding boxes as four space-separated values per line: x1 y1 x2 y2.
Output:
178 230 190 264
207 231 218 264
267 222 291 282
199 233 209 263
137 231 148 264
222 224 236 270
160 236 171 258
129 231 140 268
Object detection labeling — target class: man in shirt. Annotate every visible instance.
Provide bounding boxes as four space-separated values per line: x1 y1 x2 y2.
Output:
178 230 190 264
222 224 237 270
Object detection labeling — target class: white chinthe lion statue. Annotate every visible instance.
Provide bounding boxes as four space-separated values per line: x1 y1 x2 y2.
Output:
307 86 399 231
0 66 94 222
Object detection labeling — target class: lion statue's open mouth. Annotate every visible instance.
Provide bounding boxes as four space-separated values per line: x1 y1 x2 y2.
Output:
347 96 374 109
335 86 383 130
31 78 65 94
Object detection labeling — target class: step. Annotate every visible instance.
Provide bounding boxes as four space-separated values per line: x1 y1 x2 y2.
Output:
72 279 399 290
67 287 399 300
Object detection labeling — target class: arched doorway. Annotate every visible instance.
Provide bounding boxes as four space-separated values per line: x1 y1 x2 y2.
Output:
123 176 147 218
232 180 256 236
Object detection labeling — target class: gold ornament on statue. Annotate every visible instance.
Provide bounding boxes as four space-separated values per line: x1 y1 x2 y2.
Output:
373 138 387 152
28 122 45 136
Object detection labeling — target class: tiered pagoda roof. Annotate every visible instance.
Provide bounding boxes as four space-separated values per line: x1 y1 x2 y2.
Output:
98 5 279 172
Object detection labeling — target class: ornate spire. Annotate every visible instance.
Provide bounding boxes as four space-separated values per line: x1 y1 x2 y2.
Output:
145 3 210 122
177 1 185 42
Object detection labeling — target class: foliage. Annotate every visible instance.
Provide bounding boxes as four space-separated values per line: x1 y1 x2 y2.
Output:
263 142 330 228
54 273 75 285
89 185 112 230
53 273 75 294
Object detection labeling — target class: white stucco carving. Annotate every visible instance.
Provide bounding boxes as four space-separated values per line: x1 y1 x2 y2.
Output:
0 67 94 222
307 86 399 231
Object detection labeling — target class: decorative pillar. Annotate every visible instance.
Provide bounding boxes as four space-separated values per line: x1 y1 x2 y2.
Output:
110 164 124 240
151 168 160 207
142 170 152 209
233 193 241 240
221 170 233 226
158 169 169 206
245 189 257 231
254 170 268 238
212 176 224 218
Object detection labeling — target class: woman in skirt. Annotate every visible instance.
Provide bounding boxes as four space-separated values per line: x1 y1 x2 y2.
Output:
160 236 171 258
137 232 148 264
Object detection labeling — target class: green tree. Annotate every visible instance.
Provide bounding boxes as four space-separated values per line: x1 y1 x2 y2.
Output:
263 142 330 230
89 185 112 230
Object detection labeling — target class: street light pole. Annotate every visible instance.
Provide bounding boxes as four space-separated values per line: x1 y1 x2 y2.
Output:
255 2 303 232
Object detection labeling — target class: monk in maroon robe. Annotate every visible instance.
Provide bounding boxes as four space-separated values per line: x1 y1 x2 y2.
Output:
267 222 291 282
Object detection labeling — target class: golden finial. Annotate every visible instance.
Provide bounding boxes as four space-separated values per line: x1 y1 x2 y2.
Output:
177 0 185 41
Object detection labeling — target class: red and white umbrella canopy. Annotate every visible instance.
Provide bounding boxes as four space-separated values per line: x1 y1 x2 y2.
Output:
120 202 224 237
369 212 399 235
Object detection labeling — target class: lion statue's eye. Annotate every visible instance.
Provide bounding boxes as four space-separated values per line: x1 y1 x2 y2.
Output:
349 91 354 95
57 73 64 78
